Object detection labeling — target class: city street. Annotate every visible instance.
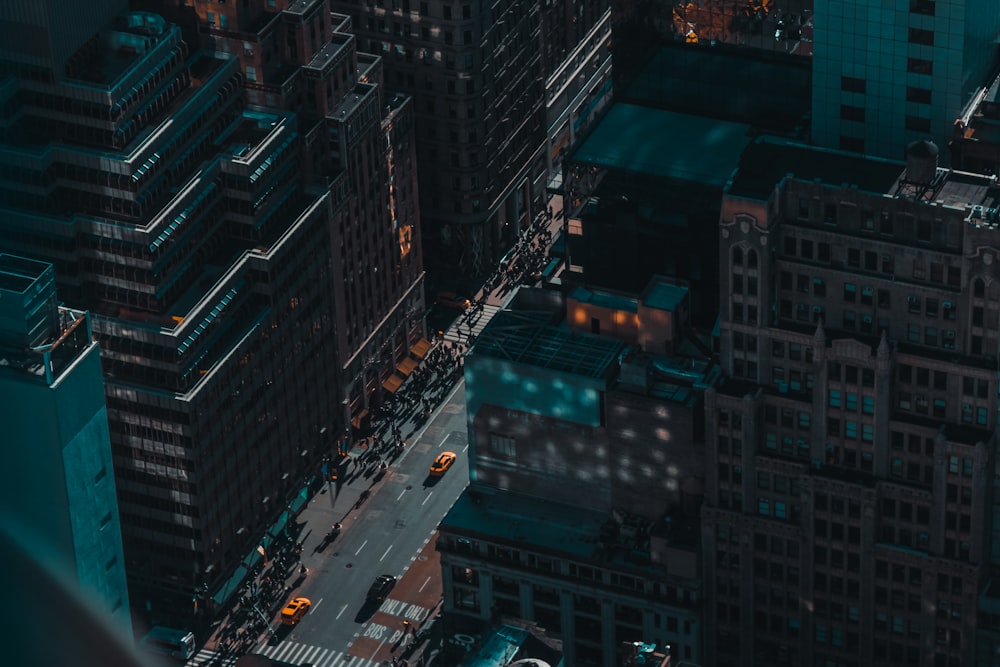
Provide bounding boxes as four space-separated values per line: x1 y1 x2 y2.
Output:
187 383 469 667
186 193 564 667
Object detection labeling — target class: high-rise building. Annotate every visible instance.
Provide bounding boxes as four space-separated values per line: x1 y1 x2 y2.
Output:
609 1 1000 162
811 0 1000 160
560 103 756 328
163 0 428 434
327 0 612 274
608 0 813 125
948 70 1000 175
0 1 423 620
438 282 718 665
0 254 131 636
704 135 996 666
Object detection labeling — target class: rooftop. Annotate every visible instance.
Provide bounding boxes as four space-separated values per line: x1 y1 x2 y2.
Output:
727 135 906 200
442 489 698 574
641 278 688 312
461 626 530 667
902 170 1000 213
66 12 175 87
305 39 348 71
624 39 812 134
472 309 625 380
571 103 752 186
331 83 376 122
285 0 322 16
0 254 49 294
225 110 285 159
570 285 638 313
442 489 607 560
731 135 1000 219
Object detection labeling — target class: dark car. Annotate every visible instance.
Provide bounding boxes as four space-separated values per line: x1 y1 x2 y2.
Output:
366 574 397 603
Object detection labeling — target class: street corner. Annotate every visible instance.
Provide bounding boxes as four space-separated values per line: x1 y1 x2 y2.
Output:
350 612 416 658
349 599 436 664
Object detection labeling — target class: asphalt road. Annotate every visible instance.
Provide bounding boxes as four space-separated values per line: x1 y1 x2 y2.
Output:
188 191 564 667
249 383 469 667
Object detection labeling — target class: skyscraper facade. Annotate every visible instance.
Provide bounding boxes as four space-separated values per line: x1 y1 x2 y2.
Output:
0 254 131 636
0 1 423 617
811 0 1000 160
328 0 611 274
609 1 1000 163
170 0 428 434
439 285 717 665
703 136 995 666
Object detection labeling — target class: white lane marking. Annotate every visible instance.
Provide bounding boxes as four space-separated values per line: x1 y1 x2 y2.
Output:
380 545 393 562
421 492 433 506
418 576 431 593
355 539 368 556
396 488 407 501
336 603 349 620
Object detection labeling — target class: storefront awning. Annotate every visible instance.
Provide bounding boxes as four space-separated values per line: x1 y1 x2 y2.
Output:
382 374 404 393
396 356 418 377
410 337 432 360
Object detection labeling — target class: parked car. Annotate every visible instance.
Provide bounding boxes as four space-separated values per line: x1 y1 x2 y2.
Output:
435 291 471 310
367 574 397 603
280 597 311 626
429 451 457 477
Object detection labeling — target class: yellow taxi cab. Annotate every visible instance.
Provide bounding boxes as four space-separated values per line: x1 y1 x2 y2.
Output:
429 451 456 476
280 597 311 626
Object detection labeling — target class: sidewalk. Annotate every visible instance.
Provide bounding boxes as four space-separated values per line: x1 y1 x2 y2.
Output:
198 338 463 660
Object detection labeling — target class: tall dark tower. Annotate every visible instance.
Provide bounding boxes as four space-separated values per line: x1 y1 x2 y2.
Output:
704 136 994 666
0 0 424 623
328 0 611 275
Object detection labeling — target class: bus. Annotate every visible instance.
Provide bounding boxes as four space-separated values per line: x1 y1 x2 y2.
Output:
139 626 196 661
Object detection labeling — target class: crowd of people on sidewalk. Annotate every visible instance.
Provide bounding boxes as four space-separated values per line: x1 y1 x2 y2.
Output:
455 205 559 346
195 202 564 664
490 206 556 293
211 532 306 659
373 342 464 431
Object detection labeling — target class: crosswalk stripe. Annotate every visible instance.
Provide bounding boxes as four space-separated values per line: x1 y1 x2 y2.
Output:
186 648 237 666
290 643 313 662
186 642 385 667
271 641 296 661
255 639 348 665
